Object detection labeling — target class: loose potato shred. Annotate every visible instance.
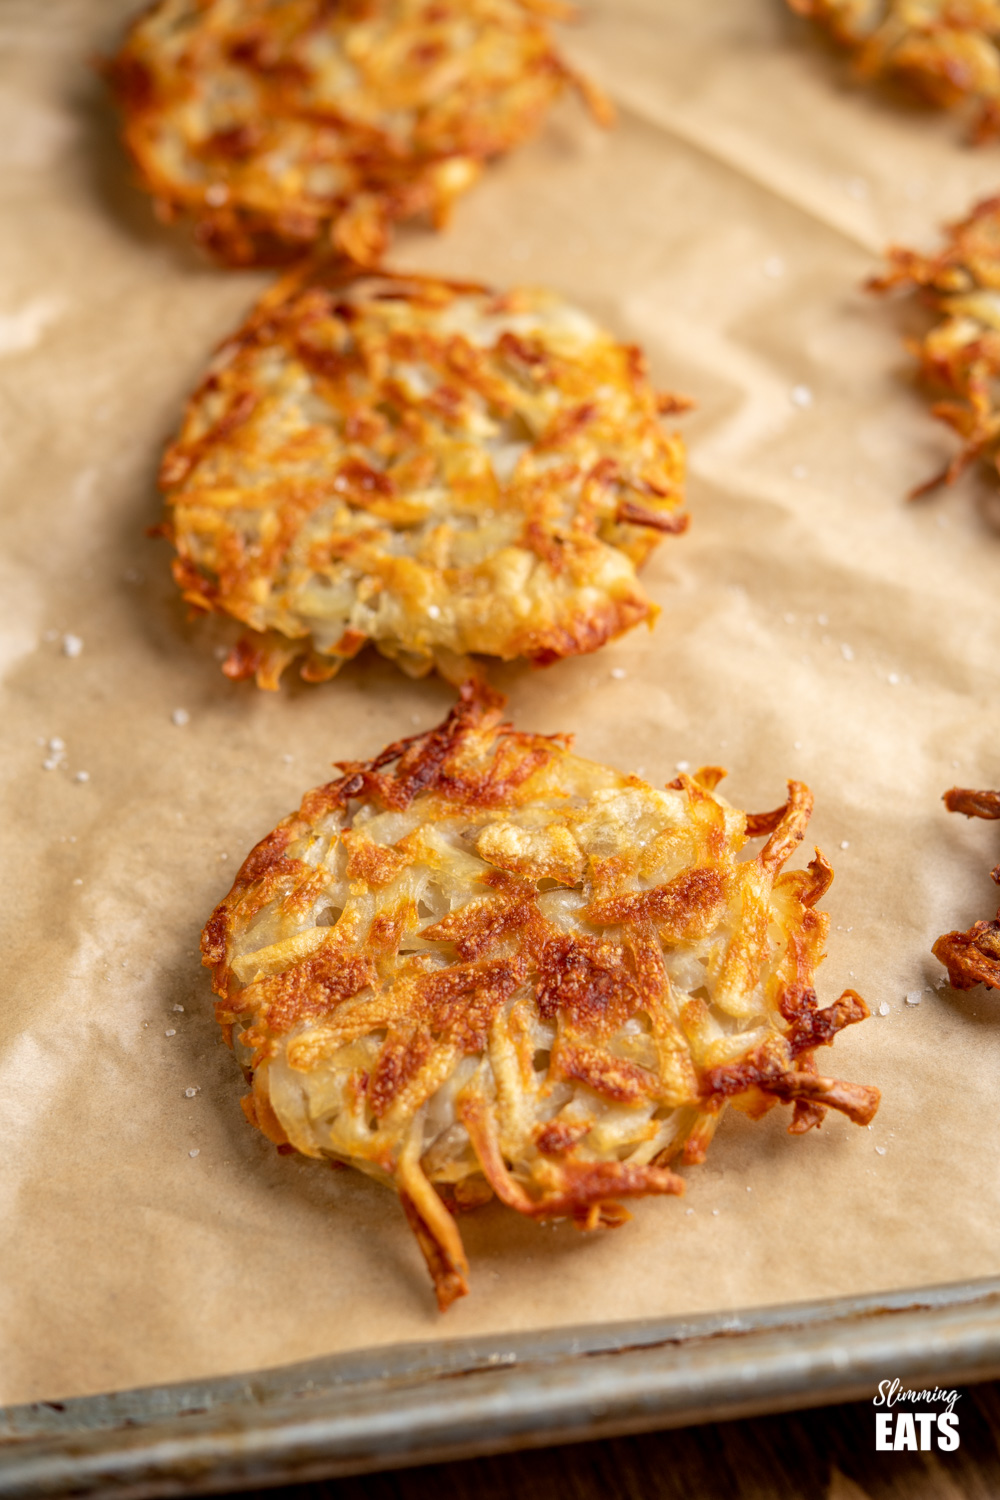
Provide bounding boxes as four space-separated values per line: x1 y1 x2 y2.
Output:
161 265 689 687
934 786 1000 992
203 685 879 1310
105 0 611 267
788 0 1000 142
871 196 1000 497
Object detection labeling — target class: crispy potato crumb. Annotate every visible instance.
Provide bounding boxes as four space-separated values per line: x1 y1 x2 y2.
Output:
934 787 1000 991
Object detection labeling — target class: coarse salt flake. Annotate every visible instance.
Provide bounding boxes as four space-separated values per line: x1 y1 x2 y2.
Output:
173 1004 185 1012
74 770 90 783
790 384 813 409
189 1148 200 1158
878 1001 890 1016
48 737 65 752
675 760 690 772
62 634 83 658
840 840 850 850
610 667 626 680
42 757 60 771
840 643 854 662
875 1145 886 1156
184 1087 200 1098
171 708 190 726
165 1028 177 1037
427 604 441 619
905 991 922 1006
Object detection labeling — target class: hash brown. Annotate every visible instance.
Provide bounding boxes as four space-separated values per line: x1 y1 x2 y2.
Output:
203 684 880 1309
934 786 1000 992
788 0 1000 141
871 196 1000 497
161 265 690 689
106 0 610 267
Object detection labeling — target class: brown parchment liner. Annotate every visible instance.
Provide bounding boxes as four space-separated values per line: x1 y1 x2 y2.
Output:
1 0 999 1407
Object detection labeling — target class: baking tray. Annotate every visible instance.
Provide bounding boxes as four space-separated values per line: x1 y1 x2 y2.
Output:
2 1275 999 1499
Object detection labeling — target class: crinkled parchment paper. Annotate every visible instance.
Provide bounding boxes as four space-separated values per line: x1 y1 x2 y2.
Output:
2 0 999 1407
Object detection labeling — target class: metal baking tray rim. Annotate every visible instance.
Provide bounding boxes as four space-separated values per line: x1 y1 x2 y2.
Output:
2 1274 999 1499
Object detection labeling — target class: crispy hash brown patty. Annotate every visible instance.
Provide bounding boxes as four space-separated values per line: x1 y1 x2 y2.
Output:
871 197 1000 497
788 0 1000 142
162 268 689 689
105 0 609 267
203 686 879 1309
934 786 1000 992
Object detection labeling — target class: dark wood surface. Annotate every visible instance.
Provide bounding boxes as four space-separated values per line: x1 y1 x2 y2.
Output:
238 1381 1000 1500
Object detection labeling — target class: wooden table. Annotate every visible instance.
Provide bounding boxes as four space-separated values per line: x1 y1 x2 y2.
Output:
236 1380 1000 1500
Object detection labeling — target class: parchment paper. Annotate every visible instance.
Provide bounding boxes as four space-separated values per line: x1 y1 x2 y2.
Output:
2 0 999 1408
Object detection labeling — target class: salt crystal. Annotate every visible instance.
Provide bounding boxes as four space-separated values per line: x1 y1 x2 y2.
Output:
184 1087 199 1098
62 634 83 658
281 753 293 763
675 760 690 772
875 1145 886 1156
189 1148 200 1158
685 1208 694 1216
219 852 228 861
878 1001 890 1016
817 614 828 627
712 1209 719 1216
887 672 900 685
173 1004 185 1012
165 1028 176 1037
48 737 65 752
72 878 82 886
74 771 90 783
427 604 441 619
610 667 626 680
171 708 190 726
42 757 60 771
790 384 813 409
905 991 922 1006
635 766 646 777
840 840 850 850
840 643 854 662
763 256 785 278
746 1186 752 1192
794 741 802 750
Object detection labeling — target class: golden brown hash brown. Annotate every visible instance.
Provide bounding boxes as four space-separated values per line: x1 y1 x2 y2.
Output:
871 196 1000 496
161 266 690 690
105 0 611 267
934 786 1000 991
788 0 1000 141
202 684 879 1310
